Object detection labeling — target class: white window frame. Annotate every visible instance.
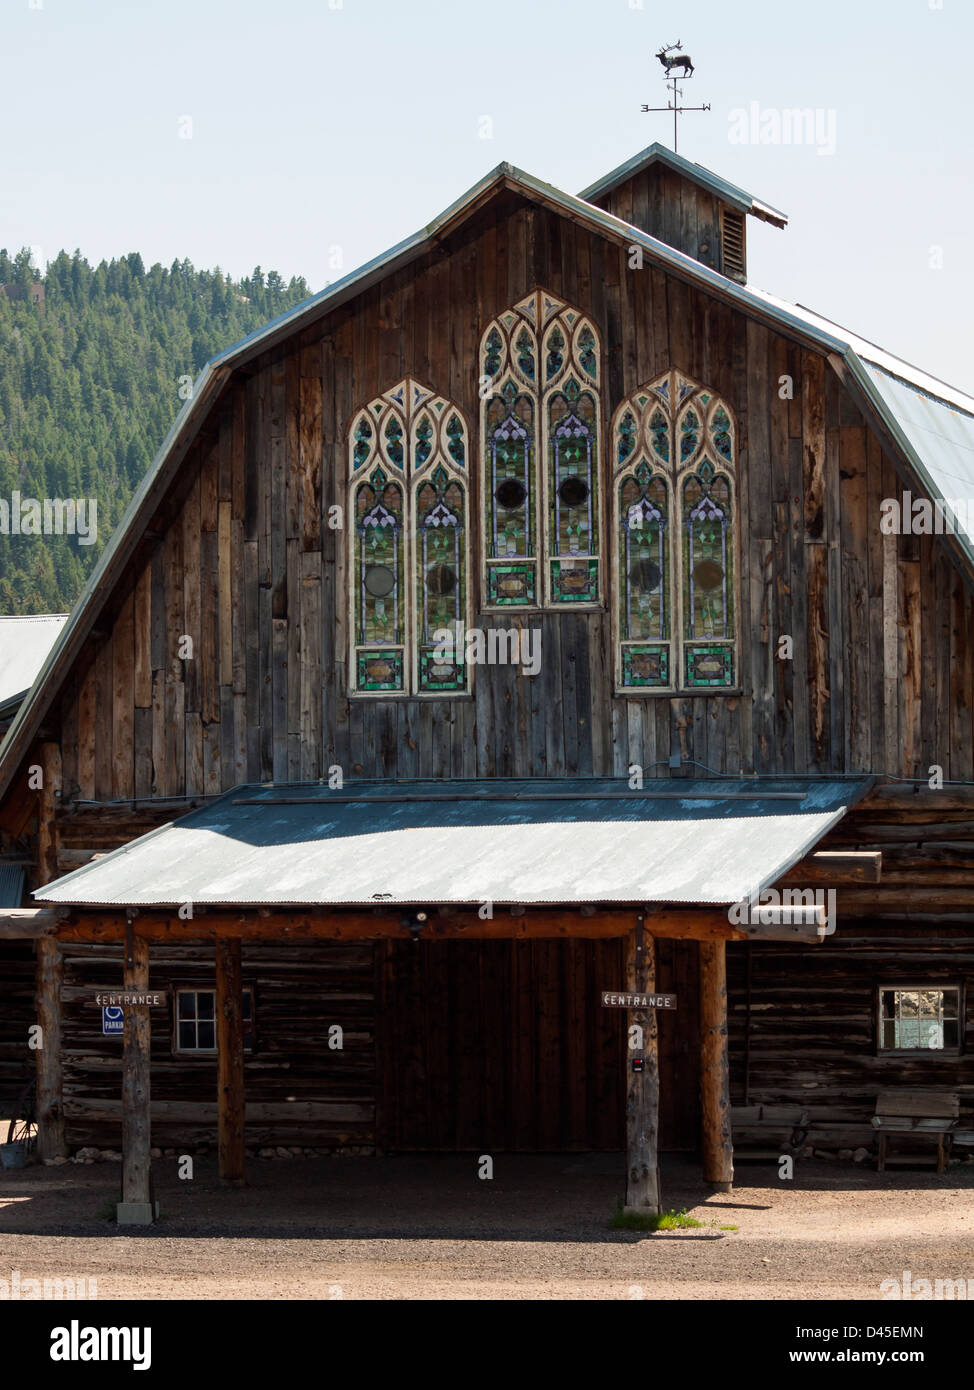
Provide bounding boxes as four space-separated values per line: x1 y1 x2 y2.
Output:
174 986 254 1056
877 984 961 1054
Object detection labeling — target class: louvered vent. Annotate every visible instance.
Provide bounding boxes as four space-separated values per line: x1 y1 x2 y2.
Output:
720 209 746 281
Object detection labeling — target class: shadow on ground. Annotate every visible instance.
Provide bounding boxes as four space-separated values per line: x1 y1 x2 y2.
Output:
1 1151 970 1242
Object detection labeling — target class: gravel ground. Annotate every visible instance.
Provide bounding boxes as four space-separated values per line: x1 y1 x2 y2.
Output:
1 1152 972 1300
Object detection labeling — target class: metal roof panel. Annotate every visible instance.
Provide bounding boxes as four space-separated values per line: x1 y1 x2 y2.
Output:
35 777 873 910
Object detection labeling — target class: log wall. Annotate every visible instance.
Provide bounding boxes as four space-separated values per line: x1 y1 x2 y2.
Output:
729 924 974 1149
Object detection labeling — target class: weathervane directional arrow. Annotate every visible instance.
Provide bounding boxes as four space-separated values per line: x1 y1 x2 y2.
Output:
642 39 711 153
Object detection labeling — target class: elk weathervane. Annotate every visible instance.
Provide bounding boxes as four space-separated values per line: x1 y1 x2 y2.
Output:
642 41 710 154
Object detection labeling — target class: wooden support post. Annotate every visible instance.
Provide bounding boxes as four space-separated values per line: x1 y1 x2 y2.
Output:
118 921 154 1224
35 939 66 1161
35 742 66 1161
216 938 245 1185
699 939 734 1192
625 919 660 1214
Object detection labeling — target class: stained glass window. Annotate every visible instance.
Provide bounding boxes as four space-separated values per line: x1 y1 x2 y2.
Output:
480 290 602 609
612 370 737 693
348 378 470 696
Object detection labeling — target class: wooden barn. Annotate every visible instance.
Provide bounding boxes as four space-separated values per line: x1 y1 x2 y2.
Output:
2 142 973 1221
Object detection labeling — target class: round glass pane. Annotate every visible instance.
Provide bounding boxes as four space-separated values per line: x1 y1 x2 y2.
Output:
426 564 457 597
693 559 724 593
558 476 589 508
628 559 661 594
495 478 527 509
364 564 395 597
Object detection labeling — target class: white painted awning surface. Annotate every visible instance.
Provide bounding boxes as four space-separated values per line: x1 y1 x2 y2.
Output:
0 614 69 708
36 777 873 910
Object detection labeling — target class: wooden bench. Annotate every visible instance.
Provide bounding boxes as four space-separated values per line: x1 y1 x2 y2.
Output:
873 1090 959 1174
731 1104 809 1160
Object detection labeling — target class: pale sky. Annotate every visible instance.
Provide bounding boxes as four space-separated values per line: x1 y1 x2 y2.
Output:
4 0 973 391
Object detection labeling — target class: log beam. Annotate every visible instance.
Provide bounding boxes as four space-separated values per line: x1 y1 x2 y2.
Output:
216 938 245 1185
34 742 67 1161
0 908 66 939
625 922 660 1215
52 907 752 944
34 938 66 1161
118 926 153 1225
778 851 882 885
699 940 733 1192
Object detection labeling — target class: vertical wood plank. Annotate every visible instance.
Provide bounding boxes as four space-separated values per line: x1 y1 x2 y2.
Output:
625 923 660 1213
216 938 245 1184
699 939 734 1191
120 928 152 1221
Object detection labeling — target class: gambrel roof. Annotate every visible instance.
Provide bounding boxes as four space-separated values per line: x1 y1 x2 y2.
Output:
1 155 973 800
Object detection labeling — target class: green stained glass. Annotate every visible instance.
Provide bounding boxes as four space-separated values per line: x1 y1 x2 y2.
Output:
619 471 668 642
577 325 597 378
352 418 372 469
486 389 534 564
622 644 669 688
680 409 699 462
545 325 565 380
548 386 598 563
414 416 433 468
711 406 732 459
649 408 669 462
484 327 502 377
617 410 637 465
683 471 732 641
383 415 404 468
355 474 403 649
416 470 466 690
446 414 465 467
516 327 535 380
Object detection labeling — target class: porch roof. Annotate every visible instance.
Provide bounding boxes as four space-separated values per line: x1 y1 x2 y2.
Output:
35 776 873 911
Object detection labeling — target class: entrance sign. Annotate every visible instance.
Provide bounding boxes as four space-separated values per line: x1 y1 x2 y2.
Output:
102 1005 124 1035
600 990 677 1010
91 991 168 1008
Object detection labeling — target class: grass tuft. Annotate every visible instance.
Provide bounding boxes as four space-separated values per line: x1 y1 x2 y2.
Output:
611 1200 704 1232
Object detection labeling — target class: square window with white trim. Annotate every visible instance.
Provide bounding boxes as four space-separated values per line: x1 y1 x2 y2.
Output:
175 988 254 1055
878 986 960 1052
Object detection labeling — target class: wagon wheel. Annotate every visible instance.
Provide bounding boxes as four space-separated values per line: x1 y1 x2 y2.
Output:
5 1078 37 1149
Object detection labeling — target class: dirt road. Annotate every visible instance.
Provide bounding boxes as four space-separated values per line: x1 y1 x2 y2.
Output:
1 1153 971 1299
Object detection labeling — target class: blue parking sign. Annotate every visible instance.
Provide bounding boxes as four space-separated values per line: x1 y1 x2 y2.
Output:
102 1005 124 1035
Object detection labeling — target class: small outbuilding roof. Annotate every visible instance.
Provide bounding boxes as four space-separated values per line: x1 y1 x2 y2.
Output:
578 142 789 228
0 614 69 716
35 776 873 912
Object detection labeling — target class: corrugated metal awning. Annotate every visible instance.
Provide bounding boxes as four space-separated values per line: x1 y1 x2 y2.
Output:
35 777 873 910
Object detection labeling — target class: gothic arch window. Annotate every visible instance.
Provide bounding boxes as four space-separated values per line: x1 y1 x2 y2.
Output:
480 290 602 608
348 378 471 696
612 371 737 692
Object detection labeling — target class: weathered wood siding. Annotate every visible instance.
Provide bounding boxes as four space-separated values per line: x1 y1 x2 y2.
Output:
45 189 974 802
0 941 36 1112
587 162 740 278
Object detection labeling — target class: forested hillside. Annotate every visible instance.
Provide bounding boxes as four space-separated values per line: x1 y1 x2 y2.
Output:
0 249 312 614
